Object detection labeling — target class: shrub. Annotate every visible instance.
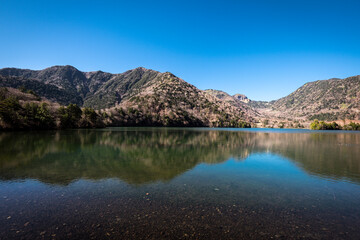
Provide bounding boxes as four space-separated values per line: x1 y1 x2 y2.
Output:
343 122 360 131
310 119 340 130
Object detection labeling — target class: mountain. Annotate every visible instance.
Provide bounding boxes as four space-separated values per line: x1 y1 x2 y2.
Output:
204 89 258 117
102 72 254 127
268 75 360 121
83 67 161 109
0 66 87 105
1 65 359 128
233 93 250 103
216 74 360 128
0 66 254 128
204 89 249 103
0 65 147 107
0 87 105 130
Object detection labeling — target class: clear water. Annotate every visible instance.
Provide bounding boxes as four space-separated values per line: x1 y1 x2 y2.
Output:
0 128 360 239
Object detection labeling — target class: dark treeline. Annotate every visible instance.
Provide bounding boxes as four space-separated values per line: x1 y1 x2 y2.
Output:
0 88 103 130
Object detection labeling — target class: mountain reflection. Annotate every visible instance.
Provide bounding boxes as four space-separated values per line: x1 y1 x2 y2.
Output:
0 128 359 185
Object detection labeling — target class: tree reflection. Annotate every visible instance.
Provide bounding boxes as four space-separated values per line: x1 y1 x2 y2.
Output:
0 129 359 185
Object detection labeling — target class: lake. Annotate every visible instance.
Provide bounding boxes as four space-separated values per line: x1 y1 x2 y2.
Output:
1 128 360 239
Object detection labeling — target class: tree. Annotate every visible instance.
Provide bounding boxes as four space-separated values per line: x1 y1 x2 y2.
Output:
81 107 101 128
310 119 320 130
0 97 22 127
24 102 55 129
58 104 82 128
83 107 98 123
310 119 341 130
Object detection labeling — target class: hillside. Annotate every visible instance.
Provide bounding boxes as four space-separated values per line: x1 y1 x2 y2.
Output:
0 66 254 128
0 87 104 130
204 89 259 118
236 75 360 127
0 66 158 108
269 75 360 121
99 72 253 127
0 75 83 105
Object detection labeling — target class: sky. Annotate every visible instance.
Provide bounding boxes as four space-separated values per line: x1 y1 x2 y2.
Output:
1 0 360 101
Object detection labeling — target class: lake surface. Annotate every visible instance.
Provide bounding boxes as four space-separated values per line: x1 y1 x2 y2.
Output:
1 128 360 239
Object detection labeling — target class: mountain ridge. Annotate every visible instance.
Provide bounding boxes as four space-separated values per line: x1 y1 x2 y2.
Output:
0 66 162 108
0 65 254 129
1 65 360 128
263 75 360 121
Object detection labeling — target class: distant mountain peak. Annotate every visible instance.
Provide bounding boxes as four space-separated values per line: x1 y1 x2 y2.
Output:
233 93 250 103
134 66 147 70
43 65 80 71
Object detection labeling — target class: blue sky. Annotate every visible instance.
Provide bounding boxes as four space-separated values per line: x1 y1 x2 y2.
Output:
1 0 360 101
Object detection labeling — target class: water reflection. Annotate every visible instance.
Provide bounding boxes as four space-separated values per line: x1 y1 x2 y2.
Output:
1 128 360 185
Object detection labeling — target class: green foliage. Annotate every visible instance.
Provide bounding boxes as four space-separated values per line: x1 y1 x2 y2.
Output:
24 103 55 129
0 92 55 129
58 104 82 128
213 118 251 128
83 108 98 122
310 119 360 131
310 120 319 130
0 87 107 129
127 107 135 114
237 121 251 128
343 122 360 131
117 108 125 116
0 87 8 100
17 86 41 100
81 107 102 128
0 96 22 126
102 111 109 119
310 119 340 130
